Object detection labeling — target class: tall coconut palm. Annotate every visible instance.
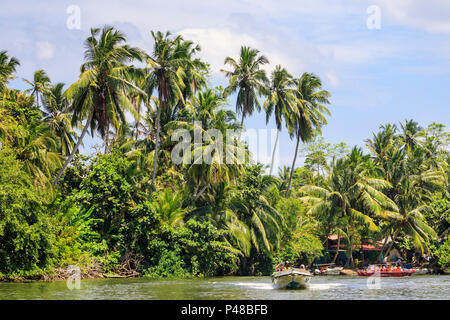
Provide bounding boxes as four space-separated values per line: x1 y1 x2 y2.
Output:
145 31 192 191
126 72 150 141
23 69 51 107
263 65 297 175
168 88 246 201
0 51 20 93
53 26 145 186
399 119 425 153
285 73 331 197
9 122 61 187
41 83 77 156
221 46 269 128
171 37 208 116
365 123 398 182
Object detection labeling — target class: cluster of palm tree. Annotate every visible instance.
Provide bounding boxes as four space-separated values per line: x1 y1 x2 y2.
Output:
1 25 447 272
0 26 296 267
1 62 73 187
221 48 331 196
2 27 333 197
297 120 448 266
365 121 447 258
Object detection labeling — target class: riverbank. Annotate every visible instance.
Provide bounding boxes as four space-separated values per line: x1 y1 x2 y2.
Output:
0 264 111 282
1 265 446 283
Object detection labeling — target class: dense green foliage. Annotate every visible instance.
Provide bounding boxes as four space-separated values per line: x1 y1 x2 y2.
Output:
0 147 54 277
0 26 448 279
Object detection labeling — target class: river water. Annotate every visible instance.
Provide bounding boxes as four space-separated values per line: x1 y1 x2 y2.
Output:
0 275 448 300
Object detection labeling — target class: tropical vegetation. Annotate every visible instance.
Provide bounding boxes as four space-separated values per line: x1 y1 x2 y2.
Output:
0 26 448 279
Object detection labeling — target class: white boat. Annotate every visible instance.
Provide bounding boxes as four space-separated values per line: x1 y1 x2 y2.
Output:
314 266 343 275
272 268 312 289
324 266 343 275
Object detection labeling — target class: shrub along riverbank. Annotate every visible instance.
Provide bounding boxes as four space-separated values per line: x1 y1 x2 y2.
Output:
0 27 449 281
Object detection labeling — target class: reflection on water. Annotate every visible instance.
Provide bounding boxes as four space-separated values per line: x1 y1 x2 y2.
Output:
0 275 448 300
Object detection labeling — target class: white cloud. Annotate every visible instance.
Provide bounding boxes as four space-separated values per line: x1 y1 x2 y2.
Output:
179 28 260 75
375 0 450 33
325 71 340 88
36 41 54 60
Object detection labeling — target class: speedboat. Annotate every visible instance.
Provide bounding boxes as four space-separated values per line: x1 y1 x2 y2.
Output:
272 268 312 289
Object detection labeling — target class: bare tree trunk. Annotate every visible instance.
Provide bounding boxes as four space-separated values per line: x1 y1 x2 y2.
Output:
332 232 341 264
269 129 279 176
104 129 110 154
324 232 330 262
285 134 300 197
377 230 392 262
382 229 400 262
347 241 354 268
53 111 94 187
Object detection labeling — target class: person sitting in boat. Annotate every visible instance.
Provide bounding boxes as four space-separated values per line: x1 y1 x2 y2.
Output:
285 261 290 269
276 262 286 271
275 263 286 271
299 264 306 270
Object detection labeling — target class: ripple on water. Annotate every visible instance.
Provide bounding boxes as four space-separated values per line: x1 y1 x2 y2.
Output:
233 282 274 290
309 283 345 290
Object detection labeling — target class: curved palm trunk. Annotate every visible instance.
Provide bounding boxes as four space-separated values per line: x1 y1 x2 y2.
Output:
150 104 162 195
269 129 279 176
238 90 248 137
194 185 208 201
53 110 94 187
135 103 141 141
285 134 300 197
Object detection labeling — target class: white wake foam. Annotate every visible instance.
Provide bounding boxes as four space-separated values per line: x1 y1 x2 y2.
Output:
309 283 345 290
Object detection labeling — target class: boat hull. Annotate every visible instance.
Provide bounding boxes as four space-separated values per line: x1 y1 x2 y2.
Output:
272 269 312 289
357 269 414 277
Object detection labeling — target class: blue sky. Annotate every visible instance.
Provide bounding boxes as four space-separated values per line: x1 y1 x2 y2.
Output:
1 0 449 171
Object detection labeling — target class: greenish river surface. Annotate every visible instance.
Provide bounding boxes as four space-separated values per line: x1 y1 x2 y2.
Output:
0 275 448 300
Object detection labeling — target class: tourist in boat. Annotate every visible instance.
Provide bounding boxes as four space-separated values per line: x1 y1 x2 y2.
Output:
275 263 285 272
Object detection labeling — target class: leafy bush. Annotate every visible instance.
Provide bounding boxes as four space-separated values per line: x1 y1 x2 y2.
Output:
175 219 240 276
143 220 239 278
75 149 142 241
435 239 450 269
0 147 54 277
